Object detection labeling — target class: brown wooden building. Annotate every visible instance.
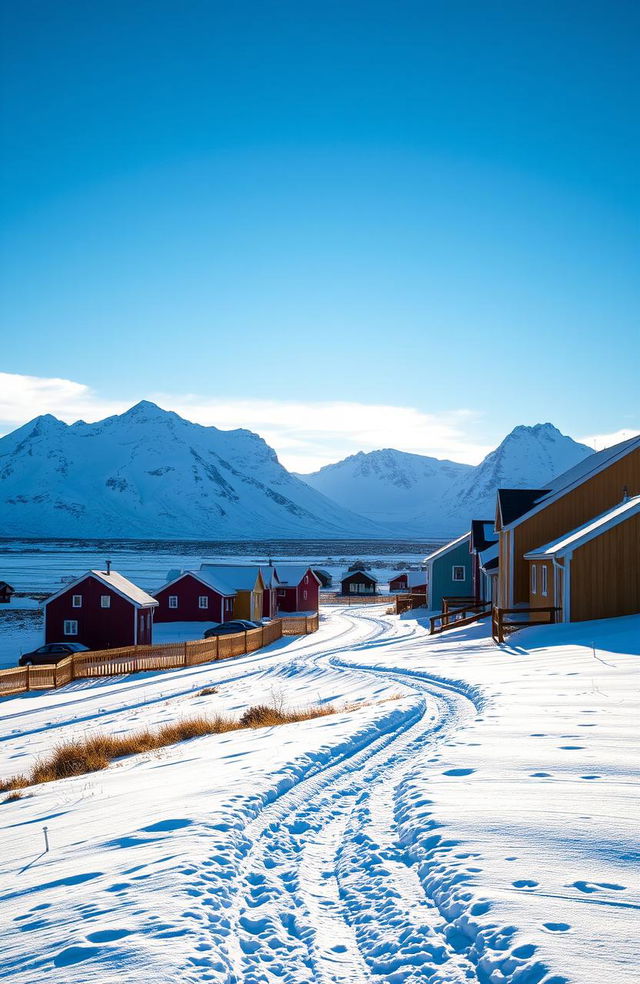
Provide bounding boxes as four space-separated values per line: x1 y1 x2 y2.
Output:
0 581 15 604
198 565 265 622
495 435 640 612
524 494 640 623
340 571 378 596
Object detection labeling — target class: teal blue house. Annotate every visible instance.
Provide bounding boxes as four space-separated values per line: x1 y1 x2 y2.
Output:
424 532 472 611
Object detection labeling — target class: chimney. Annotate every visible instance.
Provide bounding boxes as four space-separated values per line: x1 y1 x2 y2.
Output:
622 486 629 503
105 559 112 576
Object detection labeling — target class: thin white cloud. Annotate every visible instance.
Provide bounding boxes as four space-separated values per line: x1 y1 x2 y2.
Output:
578 428 640 453
0 371 489 471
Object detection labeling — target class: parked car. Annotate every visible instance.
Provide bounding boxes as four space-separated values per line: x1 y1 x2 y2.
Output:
19 642 89 666
203 620 260 638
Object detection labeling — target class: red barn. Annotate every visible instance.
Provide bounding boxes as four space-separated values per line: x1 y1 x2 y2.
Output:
154 570 236 623
275 566 320 613
389 571 428 594
43 569 158 651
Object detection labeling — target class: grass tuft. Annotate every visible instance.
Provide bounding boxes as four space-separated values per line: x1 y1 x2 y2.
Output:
198 687 218 697
0 699 336 793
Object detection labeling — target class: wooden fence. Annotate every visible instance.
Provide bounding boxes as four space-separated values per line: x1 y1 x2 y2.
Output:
491 607 559 644
394 593 428 615
0 614 319 699
429 601 491 634
321 593 399 606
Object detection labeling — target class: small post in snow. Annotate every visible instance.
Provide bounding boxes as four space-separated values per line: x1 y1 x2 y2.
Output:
43 826 50 853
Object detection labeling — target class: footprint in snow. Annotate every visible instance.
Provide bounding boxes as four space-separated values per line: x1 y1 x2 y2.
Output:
571 880 626 893
513 880 539 889
442 768 475 777
544 923 571 933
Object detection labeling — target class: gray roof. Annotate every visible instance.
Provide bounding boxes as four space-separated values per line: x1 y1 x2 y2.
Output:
274 565 319 587
199 564 263 591
44 570 158 608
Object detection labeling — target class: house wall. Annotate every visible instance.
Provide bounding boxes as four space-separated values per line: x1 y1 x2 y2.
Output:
497 530 512 607
389 575 408 592
511 448 640 605
45 575 152 649
527 559 556 618
154 575 230 623
569 514 640 622
430 541 472 611
277 574 320 612
233 589 263 622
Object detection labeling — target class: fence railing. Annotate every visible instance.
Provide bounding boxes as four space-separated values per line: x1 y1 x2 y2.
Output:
430 601 491 634
394 593 428 615
0 614 318 699
321 593 400 606
491 606 559 644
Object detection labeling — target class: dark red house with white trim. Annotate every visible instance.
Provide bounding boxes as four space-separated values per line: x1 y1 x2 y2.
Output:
274 566 320 612
154 570 236 623
260 566 280 618
43 569 158 650
388 571 427 594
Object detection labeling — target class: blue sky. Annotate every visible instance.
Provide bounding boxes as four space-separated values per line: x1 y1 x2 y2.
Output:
1 1 638 470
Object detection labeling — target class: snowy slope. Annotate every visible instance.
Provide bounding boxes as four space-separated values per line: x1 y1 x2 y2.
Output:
301 424 593 536
0 402 389 540
296 449 472 525
0 606 637 983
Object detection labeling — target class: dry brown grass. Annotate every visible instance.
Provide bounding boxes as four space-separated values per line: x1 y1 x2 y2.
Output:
0 700 337 794
198 687 219 697
3 790 23 802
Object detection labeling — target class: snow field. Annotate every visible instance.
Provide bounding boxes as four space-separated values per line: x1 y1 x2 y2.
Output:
0 605 638 984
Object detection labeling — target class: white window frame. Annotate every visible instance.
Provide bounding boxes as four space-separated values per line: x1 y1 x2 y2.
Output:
100 595 111 608
198 595 209 609
452 566 466 582
531 564 537 594
64 619 78 636
168 595 178 609
225 598 233 612
541 565 548 597
72 594 83 608
140 614 145 632
303 590 307 601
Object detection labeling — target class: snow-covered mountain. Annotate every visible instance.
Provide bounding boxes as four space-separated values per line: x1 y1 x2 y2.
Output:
0 402 389 540
296 449 473 527
300 424 593 536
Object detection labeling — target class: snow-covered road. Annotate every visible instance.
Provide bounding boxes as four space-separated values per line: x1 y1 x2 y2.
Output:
1 606 638 984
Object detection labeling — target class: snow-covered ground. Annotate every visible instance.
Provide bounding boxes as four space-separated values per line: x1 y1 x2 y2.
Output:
1 606 638 983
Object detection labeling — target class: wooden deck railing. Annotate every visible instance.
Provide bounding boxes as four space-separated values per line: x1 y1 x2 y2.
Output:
491 607 559 644
321 593 398 606
429 601 492 635
0 614 319 699
394 593 428 615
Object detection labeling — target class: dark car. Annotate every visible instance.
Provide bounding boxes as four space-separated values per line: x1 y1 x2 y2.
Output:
203 620 260 638
19 642 89 666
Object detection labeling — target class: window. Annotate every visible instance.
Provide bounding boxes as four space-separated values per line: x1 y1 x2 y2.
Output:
168 595 178 609
531 564 537 594
541 565 548 597
64 620 78 636
349 582 357 593
278 589 286 597
304 575 308 584
72 594 83 608
198 596 209 609
303 590 307 601
140 614 144 633
225 598 233 612
100 595 111 608
452 566 466 582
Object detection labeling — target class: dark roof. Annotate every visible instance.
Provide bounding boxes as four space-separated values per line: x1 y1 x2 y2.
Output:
470 520 497 553
482 555 499 572
340 570 378 584
497 489 550 527
0 581 15 592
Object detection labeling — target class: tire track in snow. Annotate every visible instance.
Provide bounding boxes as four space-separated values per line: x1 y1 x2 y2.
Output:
181 607 487 983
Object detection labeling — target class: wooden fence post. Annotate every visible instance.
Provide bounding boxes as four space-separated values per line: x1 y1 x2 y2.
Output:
25 664 30 692
244 631 248 654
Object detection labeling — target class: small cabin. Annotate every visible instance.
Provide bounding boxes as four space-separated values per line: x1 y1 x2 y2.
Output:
312 569 332 588
340 570 378 596
424 533 472 611
388 571 427 594
0 581 15 604
155 571 236 623
275 566 320 612
43 569 158 650
524 494 640 623
469 520 498 605
199 565 265 623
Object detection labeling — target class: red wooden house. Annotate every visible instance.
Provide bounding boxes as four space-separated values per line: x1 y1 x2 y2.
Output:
154 570 236 623
43 568 158 650
388 571 427 594
275 566 320 612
